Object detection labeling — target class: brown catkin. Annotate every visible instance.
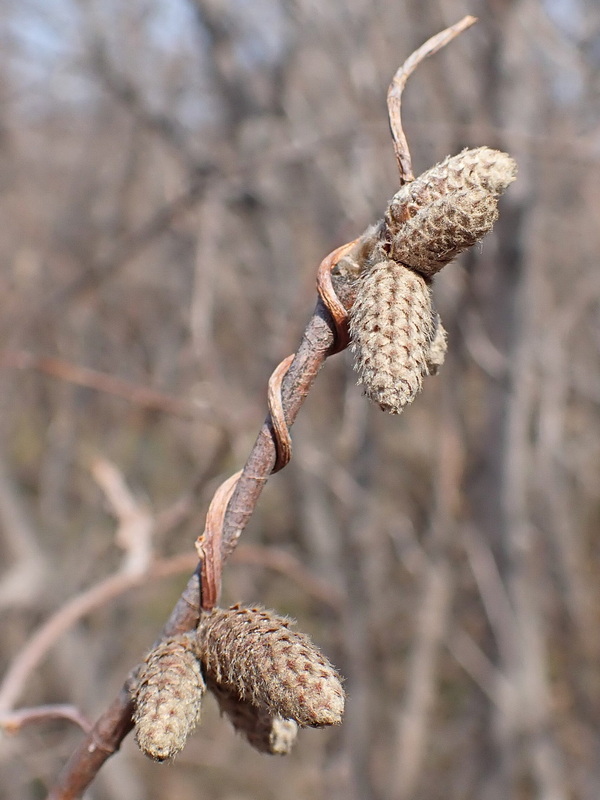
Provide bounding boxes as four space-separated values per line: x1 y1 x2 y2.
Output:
389 188 500 276
349 260 435 413
386 147 517 230
194 605 344 728
133 634 205 761
209 680 298 755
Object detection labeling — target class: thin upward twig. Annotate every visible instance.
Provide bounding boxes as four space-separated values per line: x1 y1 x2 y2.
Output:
387 15 477 184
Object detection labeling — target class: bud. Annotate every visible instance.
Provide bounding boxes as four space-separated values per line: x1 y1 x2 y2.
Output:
195 605 344 728
210 680 298 755
133 634 205 761
350 260 435 413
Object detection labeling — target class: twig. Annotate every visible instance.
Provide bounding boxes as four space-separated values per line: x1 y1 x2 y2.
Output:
0 350 199 419
44 238 358 800
387 15 477 184
1 705 92 735
0 553 196 716
91 457 153 576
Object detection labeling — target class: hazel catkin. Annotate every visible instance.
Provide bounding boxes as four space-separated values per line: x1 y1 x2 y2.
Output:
386 146 517 231
194 605 344 728
133 634 205 761
389 188 500 276
209 680 298 755
350 260 436 413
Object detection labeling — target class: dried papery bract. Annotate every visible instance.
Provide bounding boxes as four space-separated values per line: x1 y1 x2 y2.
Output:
350 261 436 413
209 681 298 755
195 605 344 728
133 634 205 761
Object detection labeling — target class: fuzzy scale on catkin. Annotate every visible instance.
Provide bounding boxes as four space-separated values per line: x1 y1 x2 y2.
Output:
133 634 205 761
350 261 435 413
194 605 344 728
209 680 298 755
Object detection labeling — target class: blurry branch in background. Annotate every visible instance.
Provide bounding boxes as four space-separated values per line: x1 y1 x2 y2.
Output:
1 706 92 736
0 452 47 610
0 350 201 420
88 37 199 171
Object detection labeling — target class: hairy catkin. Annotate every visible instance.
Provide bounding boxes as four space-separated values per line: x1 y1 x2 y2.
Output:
386 147 517 230
389 188 500 276
209 680 298 755
350 260 435 413
194 605 344 728
133 634 205 761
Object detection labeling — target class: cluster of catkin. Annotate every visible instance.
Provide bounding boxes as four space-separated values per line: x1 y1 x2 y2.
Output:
133 605 344 761
340 147 517 413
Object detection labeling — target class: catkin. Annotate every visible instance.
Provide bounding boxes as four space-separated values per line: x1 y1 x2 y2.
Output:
133 634 205 761
210 680 298 755
194 605 344 728
350 260 435 413
386 147 517 230
389 188 500 276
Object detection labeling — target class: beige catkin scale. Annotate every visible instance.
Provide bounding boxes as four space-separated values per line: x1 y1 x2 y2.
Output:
133 634 205 761
194 605 344 728
350 260 436 413
209 680 298 755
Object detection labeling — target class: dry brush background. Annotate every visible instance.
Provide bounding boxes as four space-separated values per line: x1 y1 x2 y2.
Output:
1 0 600 799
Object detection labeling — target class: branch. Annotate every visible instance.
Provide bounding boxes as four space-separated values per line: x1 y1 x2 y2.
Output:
44 239 358 800
1 705 92 735
44 19 479 798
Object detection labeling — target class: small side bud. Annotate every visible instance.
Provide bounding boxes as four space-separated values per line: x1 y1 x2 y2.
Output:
210 680 298 755
350 260 435 413
195 605 344 728
133 634 205 761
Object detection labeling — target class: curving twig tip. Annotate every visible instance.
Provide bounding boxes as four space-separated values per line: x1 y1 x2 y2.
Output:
388 15 478 184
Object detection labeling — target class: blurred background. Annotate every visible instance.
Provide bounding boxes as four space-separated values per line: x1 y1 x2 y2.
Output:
1 0 599 798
